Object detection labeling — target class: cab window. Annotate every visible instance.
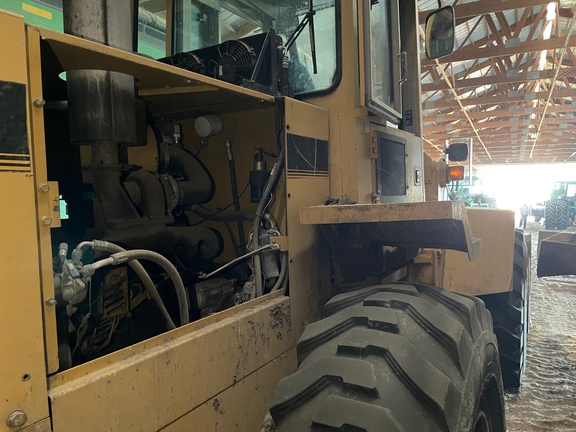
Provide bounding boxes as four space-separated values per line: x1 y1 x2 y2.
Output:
172 0 340 95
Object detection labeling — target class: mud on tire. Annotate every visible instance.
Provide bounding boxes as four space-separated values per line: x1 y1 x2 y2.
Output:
480 229 530 390
269 283 506 432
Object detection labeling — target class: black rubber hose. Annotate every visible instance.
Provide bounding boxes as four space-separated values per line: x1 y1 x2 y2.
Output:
252 143 285 297
189 205 255 222
226 141 246 254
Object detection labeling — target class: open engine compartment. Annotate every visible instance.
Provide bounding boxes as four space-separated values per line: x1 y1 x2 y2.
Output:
39 31 288 368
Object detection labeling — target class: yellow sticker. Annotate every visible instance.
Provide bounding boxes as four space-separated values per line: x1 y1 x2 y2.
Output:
22 3 52 20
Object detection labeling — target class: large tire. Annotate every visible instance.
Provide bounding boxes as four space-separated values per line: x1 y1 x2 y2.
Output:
269 283 506 432
545 200 570 230
479 230 529 390
544 200 554 229
556 200 569 230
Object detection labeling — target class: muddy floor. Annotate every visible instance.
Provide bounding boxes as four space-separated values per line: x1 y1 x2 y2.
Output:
505 222 576 431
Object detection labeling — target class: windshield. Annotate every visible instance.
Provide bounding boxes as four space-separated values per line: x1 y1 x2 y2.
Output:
363 0 401 122
5 0 338 94
551 182 576 199
171 0 339 95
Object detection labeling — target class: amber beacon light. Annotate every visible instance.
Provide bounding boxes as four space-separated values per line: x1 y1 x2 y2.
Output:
448 165 465 181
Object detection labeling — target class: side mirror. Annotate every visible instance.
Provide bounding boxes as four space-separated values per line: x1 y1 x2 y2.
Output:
425 6 456 60
446 143 468 162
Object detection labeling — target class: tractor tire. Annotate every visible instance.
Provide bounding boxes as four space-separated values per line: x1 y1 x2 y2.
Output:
479 230 529 390
556 200 569 230
269 283 506 432
544 200 554 229
545 200 570 230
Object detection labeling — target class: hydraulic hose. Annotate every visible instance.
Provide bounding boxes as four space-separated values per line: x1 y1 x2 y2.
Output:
74 241 176 329
91 241 176 330
190 205 255 222
198 244 278 280
271 253 288 293
83 247 189 325
263 213 278 230
252 143 285 298
226 140 247 252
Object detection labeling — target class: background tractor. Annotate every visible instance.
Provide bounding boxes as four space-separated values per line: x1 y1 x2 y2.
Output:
449 175 498 208
544 181 576 230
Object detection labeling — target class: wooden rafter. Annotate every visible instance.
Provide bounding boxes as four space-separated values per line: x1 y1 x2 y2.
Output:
420 1 576 164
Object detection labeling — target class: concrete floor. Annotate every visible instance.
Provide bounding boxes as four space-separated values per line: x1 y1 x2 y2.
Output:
505 222 576 431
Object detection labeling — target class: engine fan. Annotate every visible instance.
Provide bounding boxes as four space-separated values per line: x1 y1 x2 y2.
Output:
210 40 257 83
166 52 205 74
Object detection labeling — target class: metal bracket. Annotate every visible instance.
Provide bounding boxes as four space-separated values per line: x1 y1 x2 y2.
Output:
39 181 61 228
269 236 289 252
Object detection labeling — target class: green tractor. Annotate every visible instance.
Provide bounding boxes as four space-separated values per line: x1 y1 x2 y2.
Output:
544 181 576 230
448 176 497 208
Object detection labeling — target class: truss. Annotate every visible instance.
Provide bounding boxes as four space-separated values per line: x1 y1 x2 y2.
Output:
419 0 576 165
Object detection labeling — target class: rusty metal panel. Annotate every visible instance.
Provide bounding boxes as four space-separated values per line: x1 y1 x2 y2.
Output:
0 12 51 432
48 295 292 432
300 201 480 259
442 208 515 295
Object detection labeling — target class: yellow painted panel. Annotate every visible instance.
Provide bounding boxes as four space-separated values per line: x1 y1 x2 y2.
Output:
0 166 31 172
0 152 29 157
0 12 50 432
35 26 275 99
26 24 59 373
285 176 331 339
284 98 329 141
49 296 293 432
0 159 30 165
161 350 296 432
442 208 515 295
0 12 27 84
20 418 52 432
284 101 332 337
306 2 362 202
300 201 469 224
0 174 49 431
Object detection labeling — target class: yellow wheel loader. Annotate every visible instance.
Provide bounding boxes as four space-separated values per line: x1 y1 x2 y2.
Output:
0 1 527 431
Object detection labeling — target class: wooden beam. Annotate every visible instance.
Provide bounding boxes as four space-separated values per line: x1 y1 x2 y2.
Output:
423 88 576 108
422 69 560 92
482 142 576 146
421 35 576 66
423 105 576 122
474 132 576 140
424 117 576 132
418 0 551 23
423 129 576 139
